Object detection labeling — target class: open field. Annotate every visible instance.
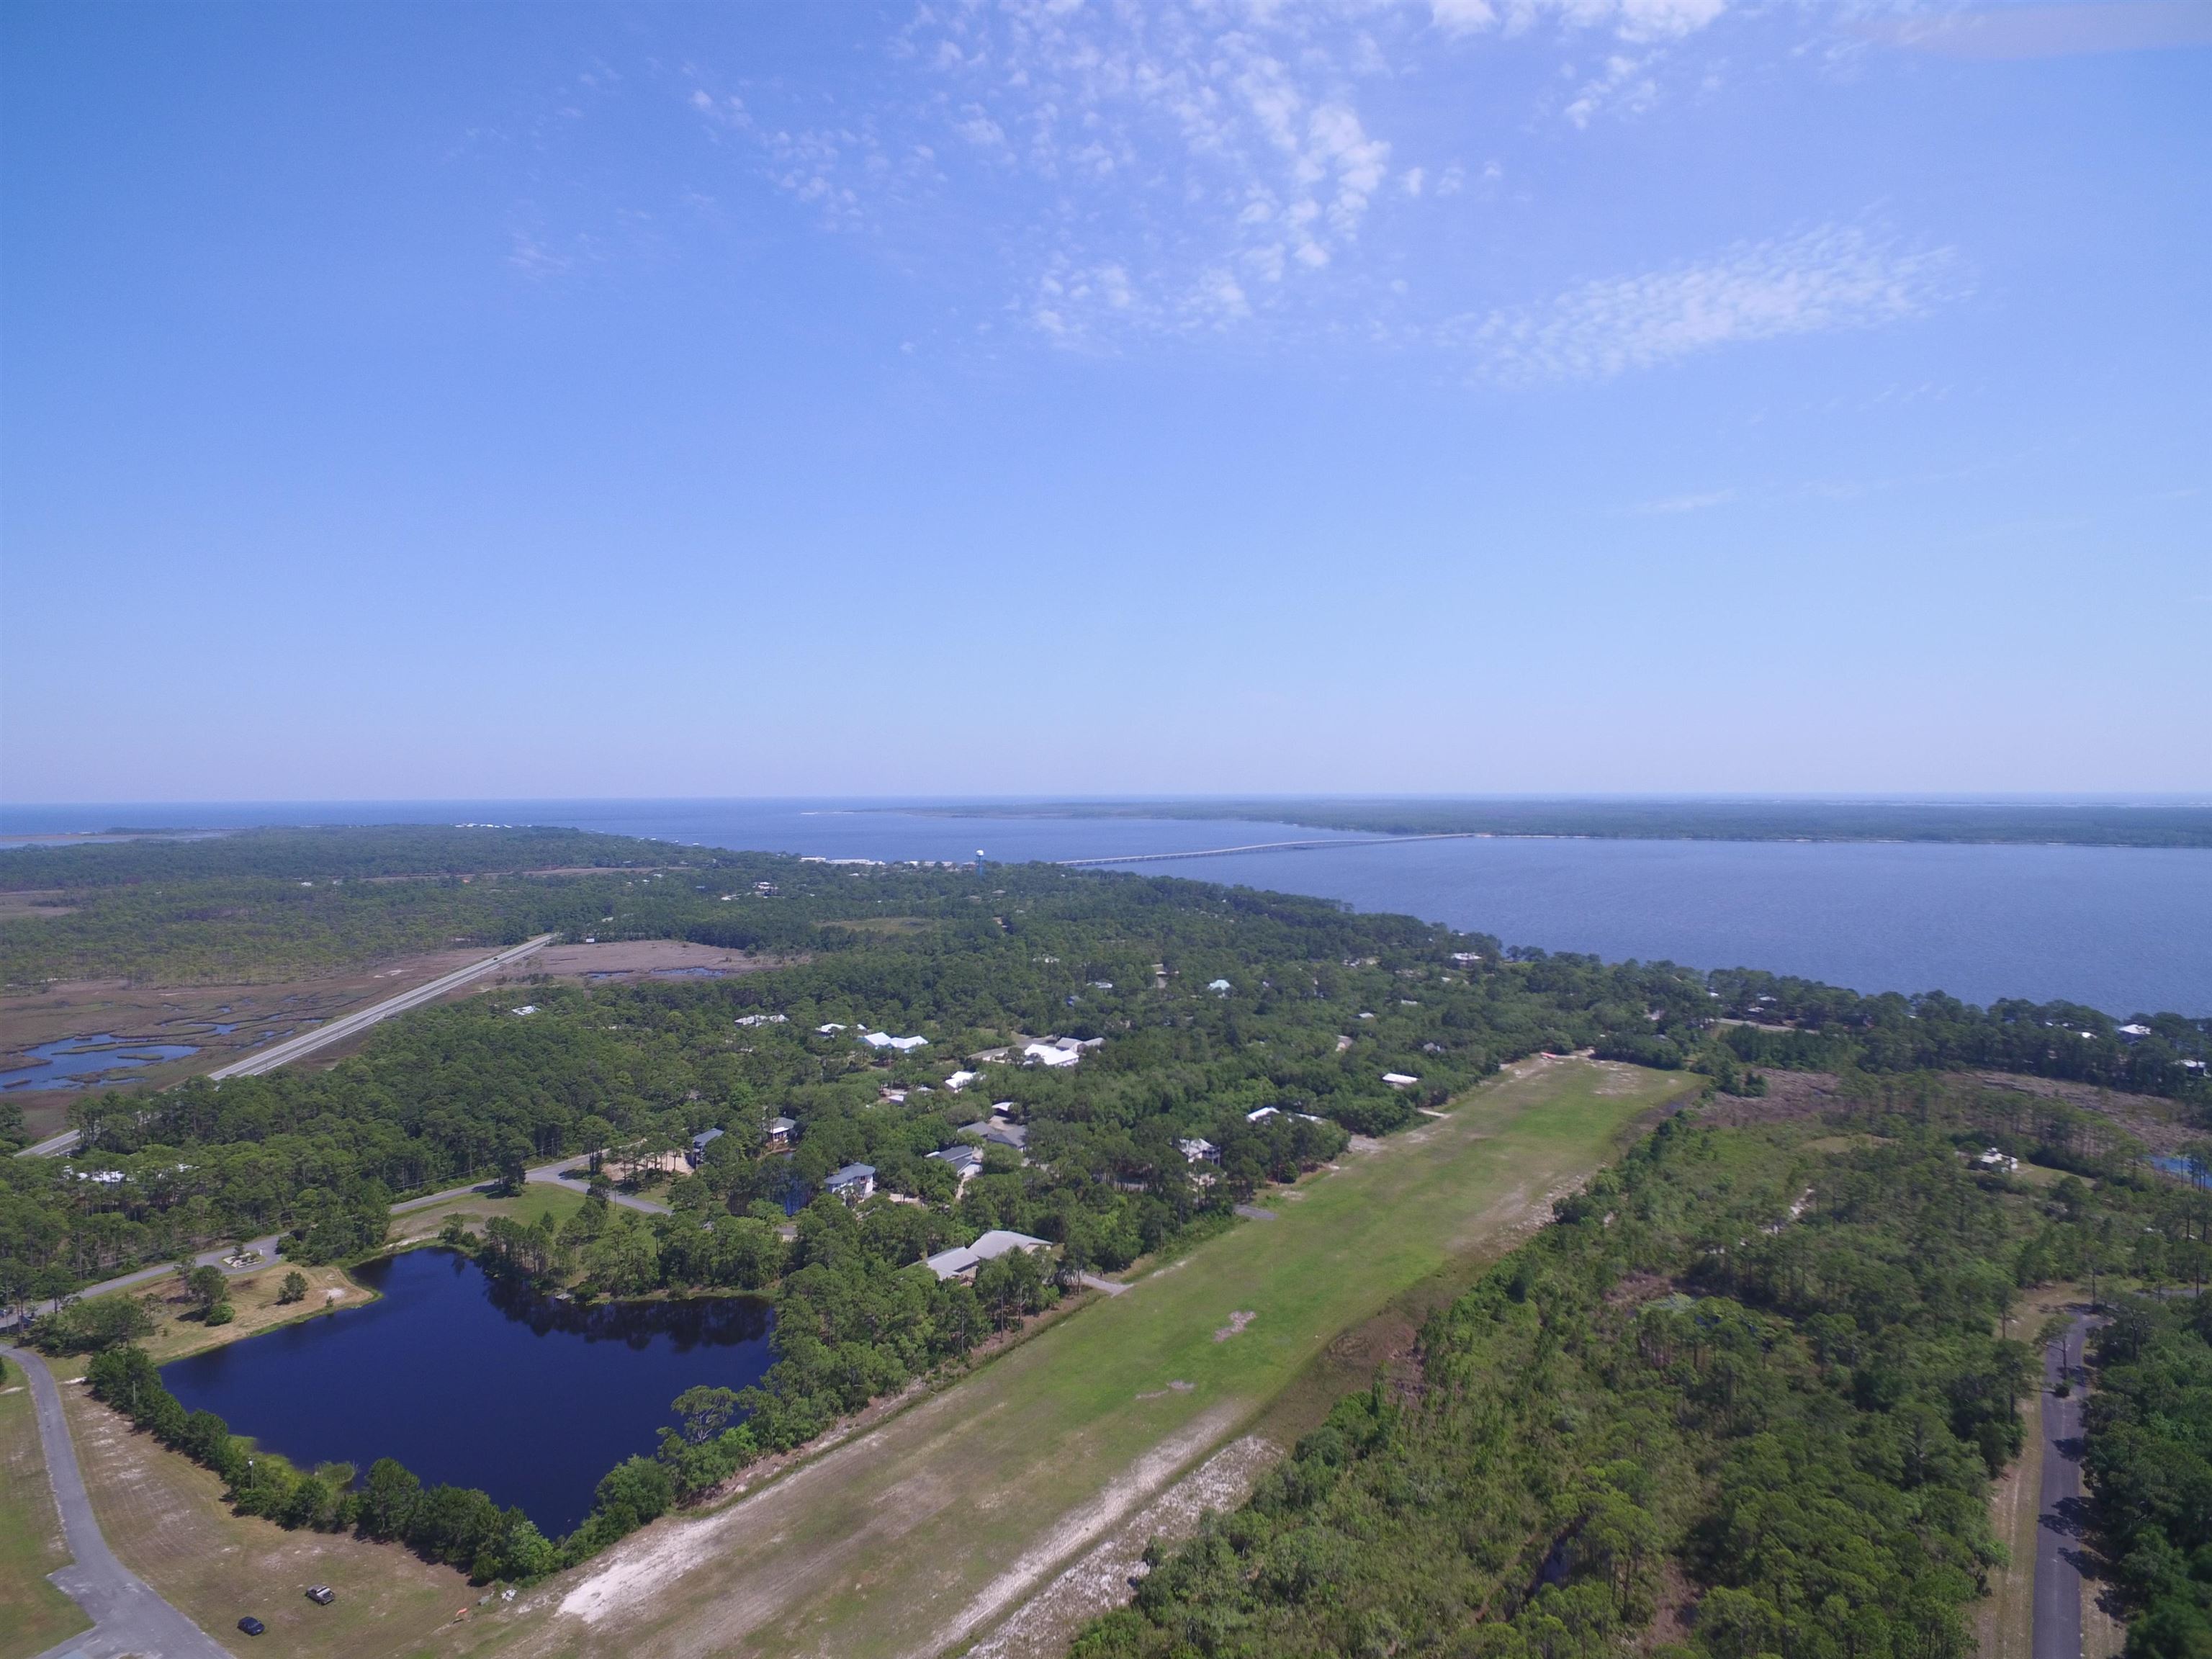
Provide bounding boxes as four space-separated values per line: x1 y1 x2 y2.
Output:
0 1364 91 1659
430 1055 1696 1659
478 939 780 989
127 1262 375 1368
387 1184 590 1251
59 1376 478 1659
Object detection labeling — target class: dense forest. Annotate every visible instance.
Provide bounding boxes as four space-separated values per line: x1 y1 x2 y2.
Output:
2086 1295 2212 1659
927 798 2212 849
4 831 2208 1303
1076 1094 2212 1659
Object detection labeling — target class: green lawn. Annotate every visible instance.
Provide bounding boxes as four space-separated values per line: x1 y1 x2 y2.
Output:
386 1182 588 1247
485 1057 1694 1659
0 1364 92 1659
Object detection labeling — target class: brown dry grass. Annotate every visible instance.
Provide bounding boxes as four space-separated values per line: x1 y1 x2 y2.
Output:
129 1262 372 1367
60 1380 478 1659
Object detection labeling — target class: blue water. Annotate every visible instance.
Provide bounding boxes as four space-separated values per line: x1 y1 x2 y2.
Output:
160 1249 774 1535
4 799 2206 1015
2150 1155 2209 1187
0 1033 199 1092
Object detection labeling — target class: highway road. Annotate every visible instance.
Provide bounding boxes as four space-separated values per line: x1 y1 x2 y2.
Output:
11 935 559 1163
208 932 556 1079
7 1344 235 1659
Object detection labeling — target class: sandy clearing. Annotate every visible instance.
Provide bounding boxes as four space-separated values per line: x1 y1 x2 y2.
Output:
966 1433 1280 1659
900 1403 1244 1659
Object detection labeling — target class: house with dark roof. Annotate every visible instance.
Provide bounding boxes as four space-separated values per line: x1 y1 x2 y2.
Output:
825 1163 876 1203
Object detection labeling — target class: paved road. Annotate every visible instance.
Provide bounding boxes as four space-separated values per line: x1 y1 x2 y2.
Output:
1 1154 677 1334
527 1161 670 1215
208 933 555 1079
12 935 559 1162
1 1236 285 1336
2033 1310 2093 1659
6 1344 235 1659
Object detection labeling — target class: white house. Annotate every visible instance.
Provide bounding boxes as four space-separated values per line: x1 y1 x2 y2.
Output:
1208 979 1233 993
1178 1137 1220 1164
825 1162 876 1203
924 1229 1051 1282
765 1115 798 1149
1382 1072 1419 1089
945 1069 980 1092
863 1031 930 1053
1246 1105 1280 1123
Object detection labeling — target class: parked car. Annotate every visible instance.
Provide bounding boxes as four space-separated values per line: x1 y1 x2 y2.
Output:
307 1585 335 1605
238 1615 266 1635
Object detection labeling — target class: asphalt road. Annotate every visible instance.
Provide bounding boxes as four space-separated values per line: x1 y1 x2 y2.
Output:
207 932 556 1079
4 1156 670 1331
7 1344 237 1659
12 934 559 1161
2033 1310 2093 1659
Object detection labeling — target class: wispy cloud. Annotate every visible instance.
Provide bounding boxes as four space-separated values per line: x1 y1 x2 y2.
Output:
1455 225 1967 383
1630 487 1739 514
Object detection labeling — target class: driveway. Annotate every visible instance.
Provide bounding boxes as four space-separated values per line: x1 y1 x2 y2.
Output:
7 1344 235 1659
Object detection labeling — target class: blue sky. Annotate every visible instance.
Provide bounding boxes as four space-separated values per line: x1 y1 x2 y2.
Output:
2 0 2206 803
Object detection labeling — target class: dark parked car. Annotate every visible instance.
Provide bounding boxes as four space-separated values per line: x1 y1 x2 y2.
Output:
238 1615 266 1635
307 1585 335 1605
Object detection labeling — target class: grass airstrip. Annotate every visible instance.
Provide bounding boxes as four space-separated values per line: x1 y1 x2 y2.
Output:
463 1056 1695 1659
1 1059 1689 1659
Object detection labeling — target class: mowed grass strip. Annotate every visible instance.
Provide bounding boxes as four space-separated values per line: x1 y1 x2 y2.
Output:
505 1058 1694 1659
0 1365 91 1659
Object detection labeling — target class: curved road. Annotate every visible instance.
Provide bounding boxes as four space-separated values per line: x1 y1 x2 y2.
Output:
7 1344 235 1659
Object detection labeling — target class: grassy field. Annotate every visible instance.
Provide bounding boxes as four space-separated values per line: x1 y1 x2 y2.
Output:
387 1184 588 1251
60 1378 478 1659
0 1363 91 1659
128 1261 373 1367
452 1055 1693 1659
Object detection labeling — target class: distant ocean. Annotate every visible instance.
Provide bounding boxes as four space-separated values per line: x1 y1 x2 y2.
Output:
4 799 2206 1018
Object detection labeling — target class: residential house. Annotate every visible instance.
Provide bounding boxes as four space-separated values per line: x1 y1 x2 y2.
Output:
863 1031 930 1053
1022 1035 1103 1069
825 1163 876 1204
1382 1073 1419 1089
765 1115 798 1150
944 1069 980 1092
1178 1137 1220 1164
923 1229 1051 1282
958 1118 1028 1152
927 1144 985 1183
688 1127 724 1166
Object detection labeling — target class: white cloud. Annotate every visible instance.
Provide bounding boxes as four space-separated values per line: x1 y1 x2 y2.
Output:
1456 225 1966 383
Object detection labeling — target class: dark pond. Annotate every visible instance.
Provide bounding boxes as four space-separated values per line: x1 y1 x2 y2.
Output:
0 1033 199 1091
160 1249 774 1535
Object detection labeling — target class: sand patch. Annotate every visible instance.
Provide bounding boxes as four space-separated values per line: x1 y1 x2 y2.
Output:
966 1433 1280 1659
901 1403 1243 1659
